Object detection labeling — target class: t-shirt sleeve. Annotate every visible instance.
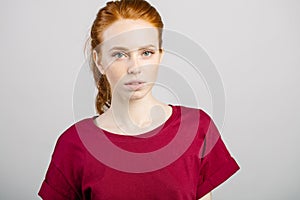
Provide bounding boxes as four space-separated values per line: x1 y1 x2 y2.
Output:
38 162 80 200
38 125 85 200
196 111 240 199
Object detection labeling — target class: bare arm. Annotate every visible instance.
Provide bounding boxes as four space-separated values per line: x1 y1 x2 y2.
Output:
199 192 212 200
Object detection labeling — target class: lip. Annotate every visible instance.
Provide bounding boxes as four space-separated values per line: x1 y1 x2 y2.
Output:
124 80 146 90
124 80 145 85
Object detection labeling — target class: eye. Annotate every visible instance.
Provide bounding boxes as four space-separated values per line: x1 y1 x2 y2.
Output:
142 50 155 57
112 52 126 59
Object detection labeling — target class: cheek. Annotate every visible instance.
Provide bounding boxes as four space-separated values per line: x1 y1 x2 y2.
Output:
106 64 127 84
143 64 159 80
142 56 161 76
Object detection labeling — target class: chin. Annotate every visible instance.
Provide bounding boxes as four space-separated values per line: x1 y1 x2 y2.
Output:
128 90 149 100
129 86 153 100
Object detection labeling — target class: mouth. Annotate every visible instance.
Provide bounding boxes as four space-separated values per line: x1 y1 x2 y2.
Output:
124 80 146 90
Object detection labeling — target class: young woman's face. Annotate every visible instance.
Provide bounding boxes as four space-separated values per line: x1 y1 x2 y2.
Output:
94 19 163 100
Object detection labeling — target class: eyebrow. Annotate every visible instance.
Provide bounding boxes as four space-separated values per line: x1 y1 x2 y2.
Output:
108 44 157 52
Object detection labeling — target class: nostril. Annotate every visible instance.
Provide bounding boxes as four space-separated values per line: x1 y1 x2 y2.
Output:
128 67 141 74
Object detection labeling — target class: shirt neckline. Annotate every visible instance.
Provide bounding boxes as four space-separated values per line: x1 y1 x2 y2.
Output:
90 104 179 142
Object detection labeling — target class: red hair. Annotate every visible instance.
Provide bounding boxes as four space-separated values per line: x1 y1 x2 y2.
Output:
87 0 164 114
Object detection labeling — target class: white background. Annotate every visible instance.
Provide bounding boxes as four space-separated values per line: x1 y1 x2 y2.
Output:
1 0 300 199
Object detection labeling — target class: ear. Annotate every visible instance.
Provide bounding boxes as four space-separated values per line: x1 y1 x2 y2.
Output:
159 48 165 63
92 50 105 75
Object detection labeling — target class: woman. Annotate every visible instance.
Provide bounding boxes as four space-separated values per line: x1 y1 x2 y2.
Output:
38 0 240 199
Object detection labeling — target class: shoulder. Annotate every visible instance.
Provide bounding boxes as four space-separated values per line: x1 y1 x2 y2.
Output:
55 119 86 149
172 105 217 146
51 118 94 167
175 104 213 125
55 117 95 145
175 105 220 147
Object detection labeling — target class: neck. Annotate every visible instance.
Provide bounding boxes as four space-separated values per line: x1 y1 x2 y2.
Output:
106 91 169 134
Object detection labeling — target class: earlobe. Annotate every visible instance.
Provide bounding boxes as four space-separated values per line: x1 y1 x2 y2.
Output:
92 50 105 75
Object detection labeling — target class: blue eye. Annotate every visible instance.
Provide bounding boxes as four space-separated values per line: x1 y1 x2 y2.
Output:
143 50 154 57
112 52 126 59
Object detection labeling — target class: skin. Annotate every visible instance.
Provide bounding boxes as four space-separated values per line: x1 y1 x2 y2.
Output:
201 193 212 200
93 19 212 200
93 19 172 135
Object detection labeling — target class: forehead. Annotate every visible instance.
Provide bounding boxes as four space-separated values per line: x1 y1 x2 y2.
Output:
101 19 159 51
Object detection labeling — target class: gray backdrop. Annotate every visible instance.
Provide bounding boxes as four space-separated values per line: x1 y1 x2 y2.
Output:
1 0 299 199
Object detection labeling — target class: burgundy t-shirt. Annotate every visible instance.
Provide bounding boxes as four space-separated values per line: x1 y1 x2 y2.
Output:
38 104 240 200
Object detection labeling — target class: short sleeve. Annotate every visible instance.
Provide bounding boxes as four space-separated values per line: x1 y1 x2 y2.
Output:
196 112 240 199
38 162 79 200
38 125 85 200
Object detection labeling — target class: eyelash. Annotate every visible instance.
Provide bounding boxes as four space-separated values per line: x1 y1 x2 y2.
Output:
111 50 155 59
112 52 126 59
143 50 155 57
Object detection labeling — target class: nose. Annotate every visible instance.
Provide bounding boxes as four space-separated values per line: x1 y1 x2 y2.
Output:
127 53 141 74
